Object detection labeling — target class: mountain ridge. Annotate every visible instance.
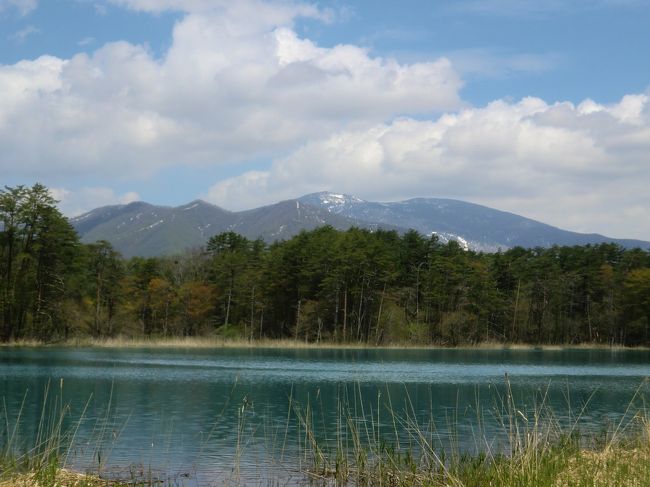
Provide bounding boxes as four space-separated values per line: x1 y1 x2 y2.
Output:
298 192 650 251
70 195 404 257
69 192 650 257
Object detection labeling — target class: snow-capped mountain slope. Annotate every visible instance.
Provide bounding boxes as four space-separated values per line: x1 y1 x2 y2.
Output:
298 192 650 252
70 198 400 257
299 192 366 212
70 192 650 257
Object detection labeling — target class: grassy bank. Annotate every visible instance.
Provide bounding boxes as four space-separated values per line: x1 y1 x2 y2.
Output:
3 442 650 486
0 379 155 487
305 420 650 486
0 469 117 487
301 441 650 486
3 441 649 486
1 335 647 351
290 379 650 486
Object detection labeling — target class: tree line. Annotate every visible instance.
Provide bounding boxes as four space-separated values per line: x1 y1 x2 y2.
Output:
2 184 650 345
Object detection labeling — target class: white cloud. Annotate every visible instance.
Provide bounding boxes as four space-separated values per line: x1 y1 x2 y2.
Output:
114 0 641 17
94 3 107 15
9 24 40 43
106 0 320 18
77 36 95 46
0 0 37 16
105 0 219 13
51 187 140 216
206 92 650 240
0 1 461 180
450 0 644 17
4 0 648 241
445 48 561 79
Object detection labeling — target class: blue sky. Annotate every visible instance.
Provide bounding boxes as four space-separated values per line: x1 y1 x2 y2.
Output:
1 0 649 239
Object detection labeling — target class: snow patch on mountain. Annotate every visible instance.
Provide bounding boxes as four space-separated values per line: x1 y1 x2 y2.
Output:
138 219 164 232
306 192 365 213
72 211 94 221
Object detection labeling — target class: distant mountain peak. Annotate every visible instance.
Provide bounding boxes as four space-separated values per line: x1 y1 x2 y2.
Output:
299 192 365 212
324 191 363 201
176 199 227 211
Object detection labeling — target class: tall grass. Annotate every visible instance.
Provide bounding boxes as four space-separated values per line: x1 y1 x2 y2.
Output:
283 377 650 486
2 378 650 486
0 382 161 487
0 379 102 486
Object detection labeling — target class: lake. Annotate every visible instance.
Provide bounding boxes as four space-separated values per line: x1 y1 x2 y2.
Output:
1 347 649 485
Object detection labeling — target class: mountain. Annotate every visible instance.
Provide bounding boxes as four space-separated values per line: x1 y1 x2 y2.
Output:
225 199 398 241
70 198 401 257
299 192 650 252
71 200 233 257
70 192 650 257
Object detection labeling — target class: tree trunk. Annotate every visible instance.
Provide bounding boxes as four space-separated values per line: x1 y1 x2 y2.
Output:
95 272 102 337
294 299 301 342
343 288 348 342
334 284 339 340
224 287 232 328
375 282 386 345
250 286 255 342
511 280 520 342
357 278 364 341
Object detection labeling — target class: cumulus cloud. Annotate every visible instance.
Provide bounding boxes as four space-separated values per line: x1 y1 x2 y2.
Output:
4 0 648 241
206 93 650 240
50 187 140 216
0 0 461 181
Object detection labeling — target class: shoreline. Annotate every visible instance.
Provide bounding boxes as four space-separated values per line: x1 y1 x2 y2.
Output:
1 336 647 351
2 433 650 487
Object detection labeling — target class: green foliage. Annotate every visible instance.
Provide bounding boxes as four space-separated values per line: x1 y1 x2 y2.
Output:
0 184 79 341
84 240 124 337
1 185 650 345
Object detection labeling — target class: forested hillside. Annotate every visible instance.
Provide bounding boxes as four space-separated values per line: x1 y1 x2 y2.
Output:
2 184 650 345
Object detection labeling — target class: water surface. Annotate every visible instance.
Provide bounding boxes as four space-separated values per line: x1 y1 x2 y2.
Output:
1 347 649 484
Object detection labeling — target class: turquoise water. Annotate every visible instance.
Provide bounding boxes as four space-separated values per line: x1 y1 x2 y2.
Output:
1 347 649 484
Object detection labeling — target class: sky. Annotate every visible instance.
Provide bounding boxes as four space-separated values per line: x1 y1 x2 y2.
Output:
1 0 649 240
